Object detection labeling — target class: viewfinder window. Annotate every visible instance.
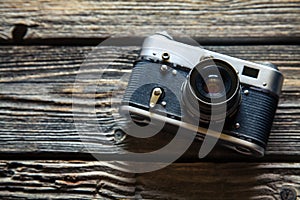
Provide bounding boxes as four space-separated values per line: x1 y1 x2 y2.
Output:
242 66 259 78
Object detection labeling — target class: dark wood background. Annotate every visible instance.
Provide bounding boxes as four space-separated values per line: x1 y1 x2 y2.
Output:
0 0 299 199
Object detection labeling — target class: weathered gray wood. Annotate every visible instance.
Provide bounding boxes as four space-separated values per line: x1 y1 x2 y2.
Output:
0 45 299 160
0 0 299 41
0 160 299 200
0 1 298 199
137 162 300 200
0 160 137 200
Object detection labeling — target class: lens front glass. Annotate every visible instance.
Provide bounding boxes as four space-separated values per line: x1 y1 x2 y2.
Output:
194 66 233 102
190 59 239 104
203 75 223 94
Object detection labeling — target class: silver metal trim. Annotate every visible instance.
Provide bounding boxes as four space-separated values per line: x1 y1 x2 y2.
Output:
140 33 284 96
120 105 265 157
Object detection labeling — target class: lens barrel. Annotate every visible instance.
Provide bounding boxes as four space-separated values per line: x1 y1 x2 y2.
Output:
182 59 241 122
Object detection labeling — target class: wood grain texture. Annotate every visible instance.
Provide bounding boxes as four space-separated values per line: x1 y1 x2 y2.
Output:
0 45 299 160
0 160 137 200
0 0 299 41
0 1 299 199
0 160 299 200
137 162 300 200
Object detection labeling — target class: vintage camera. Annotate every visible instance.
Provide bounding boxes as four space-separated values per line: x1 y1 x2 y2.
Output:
120 32 283 157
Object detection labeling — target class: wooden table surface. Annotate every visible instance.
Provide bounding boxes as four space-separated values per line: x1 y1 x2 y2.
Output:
0 0 299 199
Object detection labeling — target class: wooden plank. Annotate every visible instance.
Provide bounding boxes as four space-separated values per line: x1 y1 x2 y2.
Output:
0 0 299 41
0 45 299 160
0 160 137 199
0 160 299 199
137 162 300 200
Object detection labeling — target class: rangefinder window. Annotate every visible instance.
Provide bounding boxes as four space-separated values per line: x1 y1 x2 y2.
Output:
242 66 259 78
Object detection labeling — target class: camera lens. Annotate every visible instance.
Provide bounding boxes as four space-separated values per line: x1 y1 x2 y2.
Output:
193 64 234 103
203 75 223 94
183 59 241 121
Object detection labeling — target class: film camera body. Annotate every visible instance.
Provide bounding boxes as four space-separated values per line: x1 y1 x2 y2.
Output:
120 32 283 157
